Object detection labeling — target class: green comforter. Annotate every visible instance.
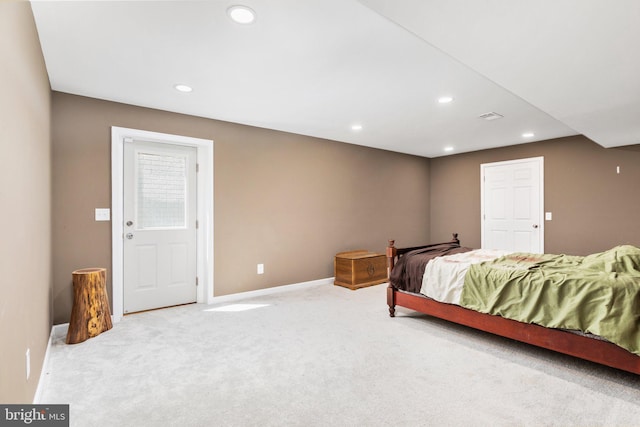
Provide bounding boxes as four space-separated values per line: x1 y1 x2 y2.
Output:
460 245 640 355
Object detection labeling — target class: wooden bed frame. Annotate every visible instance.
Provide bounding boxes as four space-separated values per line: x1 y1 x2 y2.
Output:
386 234 640 375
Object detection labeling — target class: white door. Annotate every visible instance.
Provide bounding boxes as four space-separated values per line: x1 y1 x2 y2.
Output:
481 157 544 253
123 141 197 313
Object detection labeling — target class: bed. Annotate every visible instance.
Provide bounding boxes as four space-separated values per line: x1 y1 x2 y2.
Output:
386 234 640 375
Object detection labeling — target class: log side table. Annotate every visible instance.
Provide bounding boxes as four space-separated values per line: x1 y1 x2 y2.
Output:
66 268 113 344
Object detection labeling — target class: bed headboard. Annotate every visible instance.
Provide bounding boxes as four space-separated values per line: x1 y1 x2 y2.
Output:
386 233 459 276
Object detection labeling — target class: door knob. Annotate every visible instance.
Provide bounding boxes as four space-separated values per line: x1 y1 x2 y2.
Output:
532 224 539 229
126 220 133 227
126 233 134 239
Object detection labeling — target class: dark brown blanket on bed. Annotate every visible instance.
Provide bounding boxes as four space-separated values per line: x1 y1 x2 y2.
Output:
389 243 472 293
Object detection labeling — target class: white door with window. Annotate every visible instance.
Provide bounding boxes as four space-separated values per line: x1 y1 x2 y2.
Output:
481 157 544 253
123 141 197 313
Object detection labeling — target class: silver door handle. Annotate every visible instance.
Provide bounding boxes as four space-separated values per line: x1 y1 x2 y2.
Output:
126 233 134 239
126 220 133 227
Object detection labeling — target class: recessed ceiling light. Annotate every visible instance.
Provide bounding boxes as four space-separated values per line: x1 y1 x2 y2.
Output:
227 5 256 24
522 132 535 138
351 124 363 131
444 146 454 152
438 96 454 104
478 112 503 121
174 84 192 93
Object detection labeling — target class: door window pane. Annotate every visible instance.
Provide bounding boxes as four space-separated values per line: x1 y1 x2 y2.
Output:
136 152 187 229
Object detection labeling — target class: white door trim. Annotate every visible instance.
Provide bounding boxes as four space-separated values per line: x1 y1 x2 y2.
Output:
111 126 214 322
480 156 544 253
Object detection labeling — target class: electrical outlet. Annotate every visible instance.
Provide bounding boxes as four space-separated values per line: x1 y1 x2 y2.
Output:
257 264 264 275
26 348 30 380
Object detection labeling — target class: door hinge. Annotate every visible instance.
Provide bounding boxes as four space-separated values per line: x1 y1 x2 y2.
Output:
196 277 199 286
196 163 199 173
196 220 199 229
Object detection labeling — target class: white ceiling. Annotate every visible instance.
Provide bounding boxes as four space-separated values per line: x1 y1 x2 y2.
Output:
30 0 640 158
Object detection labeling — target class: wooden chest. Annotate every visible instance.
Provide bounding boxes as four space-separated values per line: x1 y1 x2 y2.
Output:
334 250 387 290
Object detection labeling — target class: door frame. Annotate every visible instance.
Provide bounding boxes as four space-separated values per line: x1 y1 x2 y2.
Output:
480 156 544 253
111 126 214 322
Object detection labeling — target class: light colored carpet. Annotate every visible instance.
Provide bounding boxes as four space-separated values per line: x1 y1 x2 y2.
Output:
39 283 640 426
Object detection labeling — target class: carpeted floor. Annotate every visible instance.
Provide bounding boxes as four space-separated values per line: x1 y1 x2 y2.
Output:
38 283 640 426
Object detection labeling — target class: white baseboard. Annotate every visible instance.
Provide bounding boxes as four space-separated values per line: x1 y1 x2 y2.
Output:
34 323 71 403
208 277 333 305
33 327 55 404
51 323 69 340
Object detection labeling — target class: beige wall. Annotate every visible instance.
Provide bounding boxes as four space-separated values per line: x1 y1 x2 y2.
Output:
430 135 640 255
51 92 431 324
0 2 52 403
7 0 640 405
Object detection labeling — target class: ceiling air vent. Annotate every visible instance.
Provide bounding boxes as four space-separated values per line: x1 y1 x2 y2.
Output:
478 112 504 121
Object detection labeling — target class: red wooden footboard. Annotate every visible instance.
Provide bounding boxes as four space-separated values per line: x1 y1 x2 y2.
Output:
386 238 640 375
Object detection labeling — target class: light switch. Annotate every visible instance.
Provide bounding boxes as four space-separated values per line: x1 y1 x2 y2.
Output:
95 208 111 221
545 212 552 221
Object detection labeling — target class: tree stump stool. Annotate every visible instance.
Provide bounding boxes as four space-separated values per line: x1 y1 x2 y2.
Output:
66 268 112 344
